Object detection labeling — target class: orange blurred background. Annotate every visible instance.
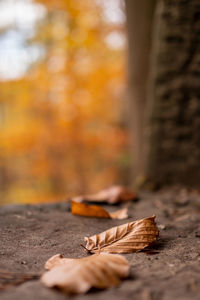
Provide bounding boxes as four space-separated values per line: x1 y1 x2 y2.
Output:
0 0 130 204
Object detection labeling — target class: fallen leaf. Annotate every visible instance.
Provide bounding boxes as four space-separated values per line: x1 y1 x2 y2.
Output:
73 185 136 204
71 201 128 220
0 270 39 290
109 207 128 220
41 253 130 294
83 216 159 254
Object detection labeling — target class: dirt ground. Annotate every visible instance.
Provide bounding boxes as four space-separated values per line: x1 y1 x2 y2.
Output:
0 188 200 300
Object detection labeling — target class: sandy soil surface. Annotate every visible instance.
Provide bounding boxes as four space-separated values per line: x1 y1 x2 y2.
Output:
0 188 200 300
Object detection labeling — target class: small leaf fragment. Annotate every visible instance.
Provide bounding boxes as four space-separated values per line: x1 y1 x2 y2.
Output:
109 207 128 220
0 270 39 290
71 201 128 219
84 215 159 254
73 185 136 204
41 253 130 295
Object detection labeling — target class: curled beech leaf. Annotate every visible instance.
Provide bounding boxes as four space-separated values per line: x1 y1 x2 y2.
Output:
73 185 136 204
41 253 130 294
71 201 128 220
84 216 159 254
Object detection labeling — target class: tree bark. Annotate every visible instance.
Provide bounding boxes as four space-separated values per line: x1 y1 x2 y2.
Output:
126 0 200 188
146 0 200 187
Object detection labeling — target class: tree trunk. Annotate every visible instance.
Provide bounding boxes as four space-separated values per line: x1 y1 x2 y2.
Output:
125 0 157 186
146 0 200 187
126 0 200 188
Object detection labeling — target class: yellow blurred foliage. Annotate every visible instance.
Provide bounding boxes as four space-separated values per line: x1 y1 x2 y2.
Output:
0 0 129 204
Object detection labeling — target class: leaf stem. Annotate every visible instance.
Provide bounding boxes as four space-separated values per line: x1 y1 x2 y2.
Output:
80 244 90 254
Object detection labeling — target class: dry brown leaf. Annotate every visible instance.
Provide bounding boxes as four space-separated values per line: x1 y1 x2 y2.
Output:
73 185 136 204
41 253 130 295
109 207 128 220
71 201 128 220
0 270 39 290
84 216 159 254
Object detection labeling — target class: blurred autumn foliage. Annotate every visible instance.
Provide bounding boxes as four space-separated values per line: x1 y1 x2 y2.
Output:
0 0 129 204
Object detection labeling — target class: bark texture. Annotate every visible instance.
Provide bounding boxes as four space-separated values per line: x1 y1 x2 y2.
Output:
146 0 200 187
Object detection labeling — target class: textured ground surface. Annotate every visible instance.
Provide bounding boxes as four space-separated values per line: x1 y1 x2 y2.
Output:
0 188 200 300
